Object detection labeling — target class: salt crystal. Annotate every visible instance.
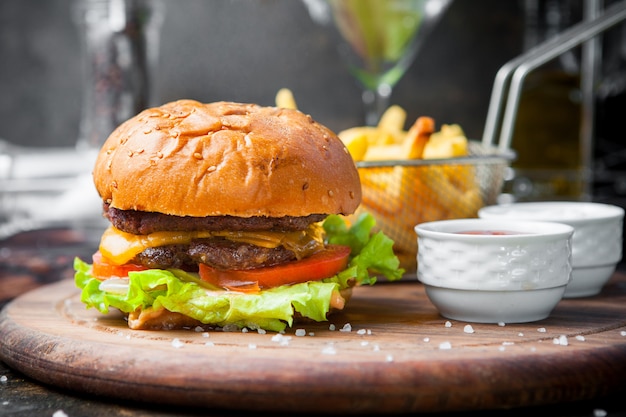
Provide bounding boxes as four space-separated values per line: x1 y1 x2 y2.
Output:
202 332 210 338
194 326 204 332
537 327 547 333
340 323 352 332
242 328 249 333
386 355 394 362
498 322 506 327
2 401 8 405
593 409 608 417
576 335 586 342
444 321 452 328
553 335 568 346
52 411 68 417
361 341 369 346
518 332 524 337
463 325 474 334
620 331 626 337
373 344 380 352
423 337 430 343
502 342 514 346
308 332 315 337
439 341 452 350
367 329 372 335
248 344 257 350
322 344 336 355
205 342 215 347
257 329 266 335
171 338 184 348
329 324 336 331
0 375 7 382
498 346 506 352
295 329 306 337
271 334 292 346
356 329 367 335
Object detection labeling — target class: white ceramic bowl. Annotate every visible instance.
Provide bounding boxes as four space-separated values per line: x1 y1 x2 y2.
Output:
479 202 624 298
414 219 574 323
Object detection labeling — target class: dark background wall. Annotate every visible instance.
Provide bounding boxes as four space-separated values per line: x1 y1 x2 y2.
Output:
0 0 523 148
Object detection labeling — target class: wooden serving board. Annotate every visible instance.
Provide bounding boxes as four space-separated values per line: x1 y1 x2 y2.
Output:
1 275 626 414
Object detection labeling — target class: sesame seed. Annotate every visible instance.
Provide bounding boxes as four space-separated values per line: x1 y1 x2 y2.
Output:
193 152 203 159
328 190 334 197
207 165 217 173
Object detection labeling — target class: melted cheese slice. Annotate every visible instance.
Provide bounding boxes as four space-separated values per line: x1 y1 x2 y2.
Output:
99 224 325 266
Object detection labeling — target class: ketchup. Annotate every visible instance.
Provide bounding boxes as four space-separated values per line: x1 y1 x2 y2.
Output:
456 230 525 235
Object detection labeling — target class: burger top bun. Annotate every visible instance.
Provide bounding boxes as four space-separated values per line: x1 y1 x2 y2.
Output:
93 100 362 218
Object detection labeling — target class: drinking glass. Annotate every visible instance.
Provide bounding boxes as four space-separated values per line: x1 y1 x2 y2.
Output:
306 0 452 125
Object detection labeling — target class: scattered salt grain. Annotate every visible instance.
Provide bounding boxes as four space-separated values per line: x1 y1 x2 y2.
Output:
593 408 608 417
222 324 239 332
295 329 307 337
0 375 7 383
53 410 68 417
308 332 315 337
553 335 568 346
537 327 547 333
248 344 257 350
271 334 292 346
518 332 524 337
502 341 514 346
205 342 215 347
498 322 506 327
575 335 586 342
386 355 394 362
241 328 249 333
444 321 452 328
463 325 475 334
329 324 336 331
423 337 430 343
356 329 367 335
202 332 210 338
2 401 8 405
171 338 184 349
194 326 204 332
361 341 369 346
322 344 336 355
372 344 380 352
439 341 452 350
529 346 537 352
257 329 266 335
340 323 352 332
621 331 626 337
498 346 506 352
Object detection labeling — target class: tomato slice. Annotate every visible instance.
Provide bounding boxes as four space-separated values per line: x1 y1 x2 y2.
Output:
198 245 351 292
91 251 149 280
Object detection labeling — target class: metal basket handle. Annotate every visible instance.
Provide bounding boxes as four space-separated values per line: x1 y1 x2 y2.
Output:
481 0 626 153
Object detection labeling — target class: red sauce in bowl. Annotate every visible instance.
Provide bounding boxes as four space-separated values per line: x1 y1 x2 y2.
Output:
456 230 526 235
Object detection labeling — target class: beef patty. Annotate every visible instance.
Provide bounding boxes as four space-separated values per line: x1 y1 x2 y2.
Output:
134 238 297 271
104 203 327 235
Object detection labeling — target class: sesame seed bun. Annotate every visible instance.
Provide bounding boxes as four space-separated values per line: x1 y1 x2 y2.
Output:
93 100 361 218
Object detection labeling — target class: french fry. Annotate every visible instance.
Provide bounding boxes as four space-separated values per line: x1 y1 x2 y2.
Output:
377 105 407 139
401 116 434 159
275 88 298 110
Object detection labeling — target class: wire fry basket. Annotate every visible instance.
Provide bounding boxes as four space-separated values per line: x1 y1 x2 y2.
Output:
353 140 515 273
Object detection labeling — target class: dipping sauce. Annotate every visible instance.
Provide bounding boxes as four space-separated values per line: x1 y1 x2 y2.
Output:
456 230 527 235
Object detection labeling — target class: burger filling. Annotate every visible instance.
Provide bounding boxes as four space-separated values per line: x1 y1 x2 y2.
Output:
75 212 404 332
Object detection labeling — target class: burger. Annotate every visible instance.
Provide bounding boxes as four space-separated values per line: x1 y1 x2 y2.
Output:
74 99 404 332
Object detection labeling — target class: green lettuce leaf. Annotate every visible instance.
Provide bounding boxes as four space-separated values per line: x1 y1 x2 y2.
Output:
74 213 404 332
